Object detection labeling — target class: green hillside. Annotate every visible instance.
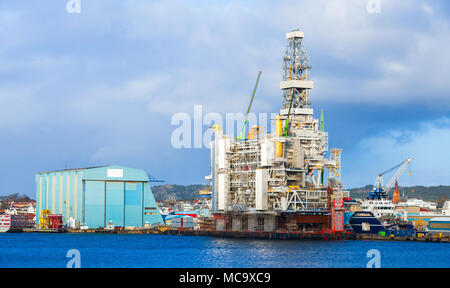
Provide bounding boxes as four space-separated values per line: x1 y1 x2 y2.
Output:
151 184 209 201
349 185 450 204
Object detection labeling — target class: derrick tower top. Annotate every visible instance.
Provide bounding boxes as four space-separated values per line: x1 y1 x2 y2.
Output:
281 30 314 110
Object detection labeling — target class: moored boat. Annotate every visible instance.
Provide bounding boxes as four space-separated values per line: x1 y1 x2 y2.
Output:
349 211 415 237
0 214 35 233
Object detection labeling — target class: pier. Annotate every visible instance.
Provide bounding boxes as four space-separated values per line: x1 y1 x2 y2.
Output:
16 227 450 243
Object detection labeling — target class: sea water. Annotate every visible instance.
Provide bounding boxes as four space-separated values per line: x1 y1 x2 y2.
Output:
0 233 448 268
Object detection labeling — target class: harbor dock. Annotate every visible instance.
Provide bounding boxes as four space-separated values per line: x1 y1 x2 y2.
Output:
18 226 450 243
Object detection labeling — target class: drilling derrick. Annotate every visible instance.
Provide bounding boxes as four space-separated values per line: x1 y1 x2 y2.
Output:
208 30 346 234
281 30 312 109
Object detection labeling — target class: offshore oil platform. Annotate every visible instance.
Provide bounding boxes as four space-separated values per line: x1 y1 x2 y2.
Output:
206 30 348 235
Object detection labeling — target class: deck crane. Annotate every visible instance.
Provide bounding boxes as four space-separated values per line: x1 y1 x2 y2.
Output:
237 71 262 140
369 158 413 200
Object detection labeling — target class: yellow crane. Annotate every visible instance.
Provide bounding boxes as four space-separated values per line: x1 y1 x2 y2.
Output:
38 209 51 229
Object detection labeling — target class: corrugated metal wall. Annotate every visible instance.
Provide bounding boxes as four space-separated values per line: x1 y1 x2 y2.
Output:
35 166 163 228
36 169 82 226
84 180 105 228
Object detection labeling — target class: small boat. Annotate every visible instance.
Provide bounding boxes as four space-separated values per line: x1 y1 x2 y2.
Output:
349 211 415 237
349 211 386 234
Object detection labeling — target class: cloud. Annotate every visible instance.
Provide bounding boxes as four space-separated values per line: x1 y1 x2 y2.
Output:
266 0 450 107
0 85 42 130
344 117 450 188
1 0 450 196
3 0 449 122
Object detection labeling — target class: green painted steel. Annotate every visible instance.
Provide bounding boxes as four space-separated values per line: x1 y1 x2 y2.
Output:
320 109 324 132
35 165 163 229
237 70 262 140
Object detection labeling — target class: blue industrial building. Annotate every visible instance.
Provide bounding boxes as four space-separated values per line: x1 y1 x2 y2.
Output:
35 165 164 229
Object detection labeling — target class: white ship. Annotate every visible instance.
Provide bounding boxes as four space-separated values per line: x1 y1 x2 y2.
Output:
159 207 170 216
0 214 34 232
182 203 193 211
360 198 396 219
397 198 438 211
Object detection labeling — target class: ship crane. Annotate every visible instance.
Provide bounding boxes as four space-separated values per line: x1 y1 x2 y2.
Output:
237 71 262 140
370 158 412 200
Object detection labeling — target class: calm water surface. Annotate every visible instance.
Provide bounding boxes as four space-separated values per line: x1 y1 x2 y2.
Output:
0 233 448 268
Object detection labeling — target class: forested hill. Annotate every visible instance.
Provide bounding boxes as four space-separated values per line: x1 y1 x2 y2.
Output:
349 185 450 203
151 184 209 201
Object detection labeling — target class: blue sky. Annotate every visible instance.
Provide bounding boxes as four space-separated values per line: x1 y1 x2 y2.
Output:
1 0 450 197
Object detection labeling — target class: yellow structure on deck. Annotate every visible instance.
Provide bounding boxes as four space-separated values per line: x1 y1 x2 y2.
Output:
199 190 212 195
248 126 264 140
275 116 283 158
38 209 51 229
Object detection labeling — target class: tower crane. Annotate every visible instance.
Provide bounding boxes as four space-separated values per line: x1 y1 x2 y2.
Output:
369 158 412 200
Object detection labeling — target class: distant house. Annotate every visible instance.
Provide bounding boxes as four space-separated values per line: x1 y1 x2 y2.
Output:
6 202 36 215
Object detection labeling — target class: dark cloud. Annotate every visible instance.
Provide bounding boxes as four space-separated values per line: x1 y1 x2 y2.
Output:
0 0 449 196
